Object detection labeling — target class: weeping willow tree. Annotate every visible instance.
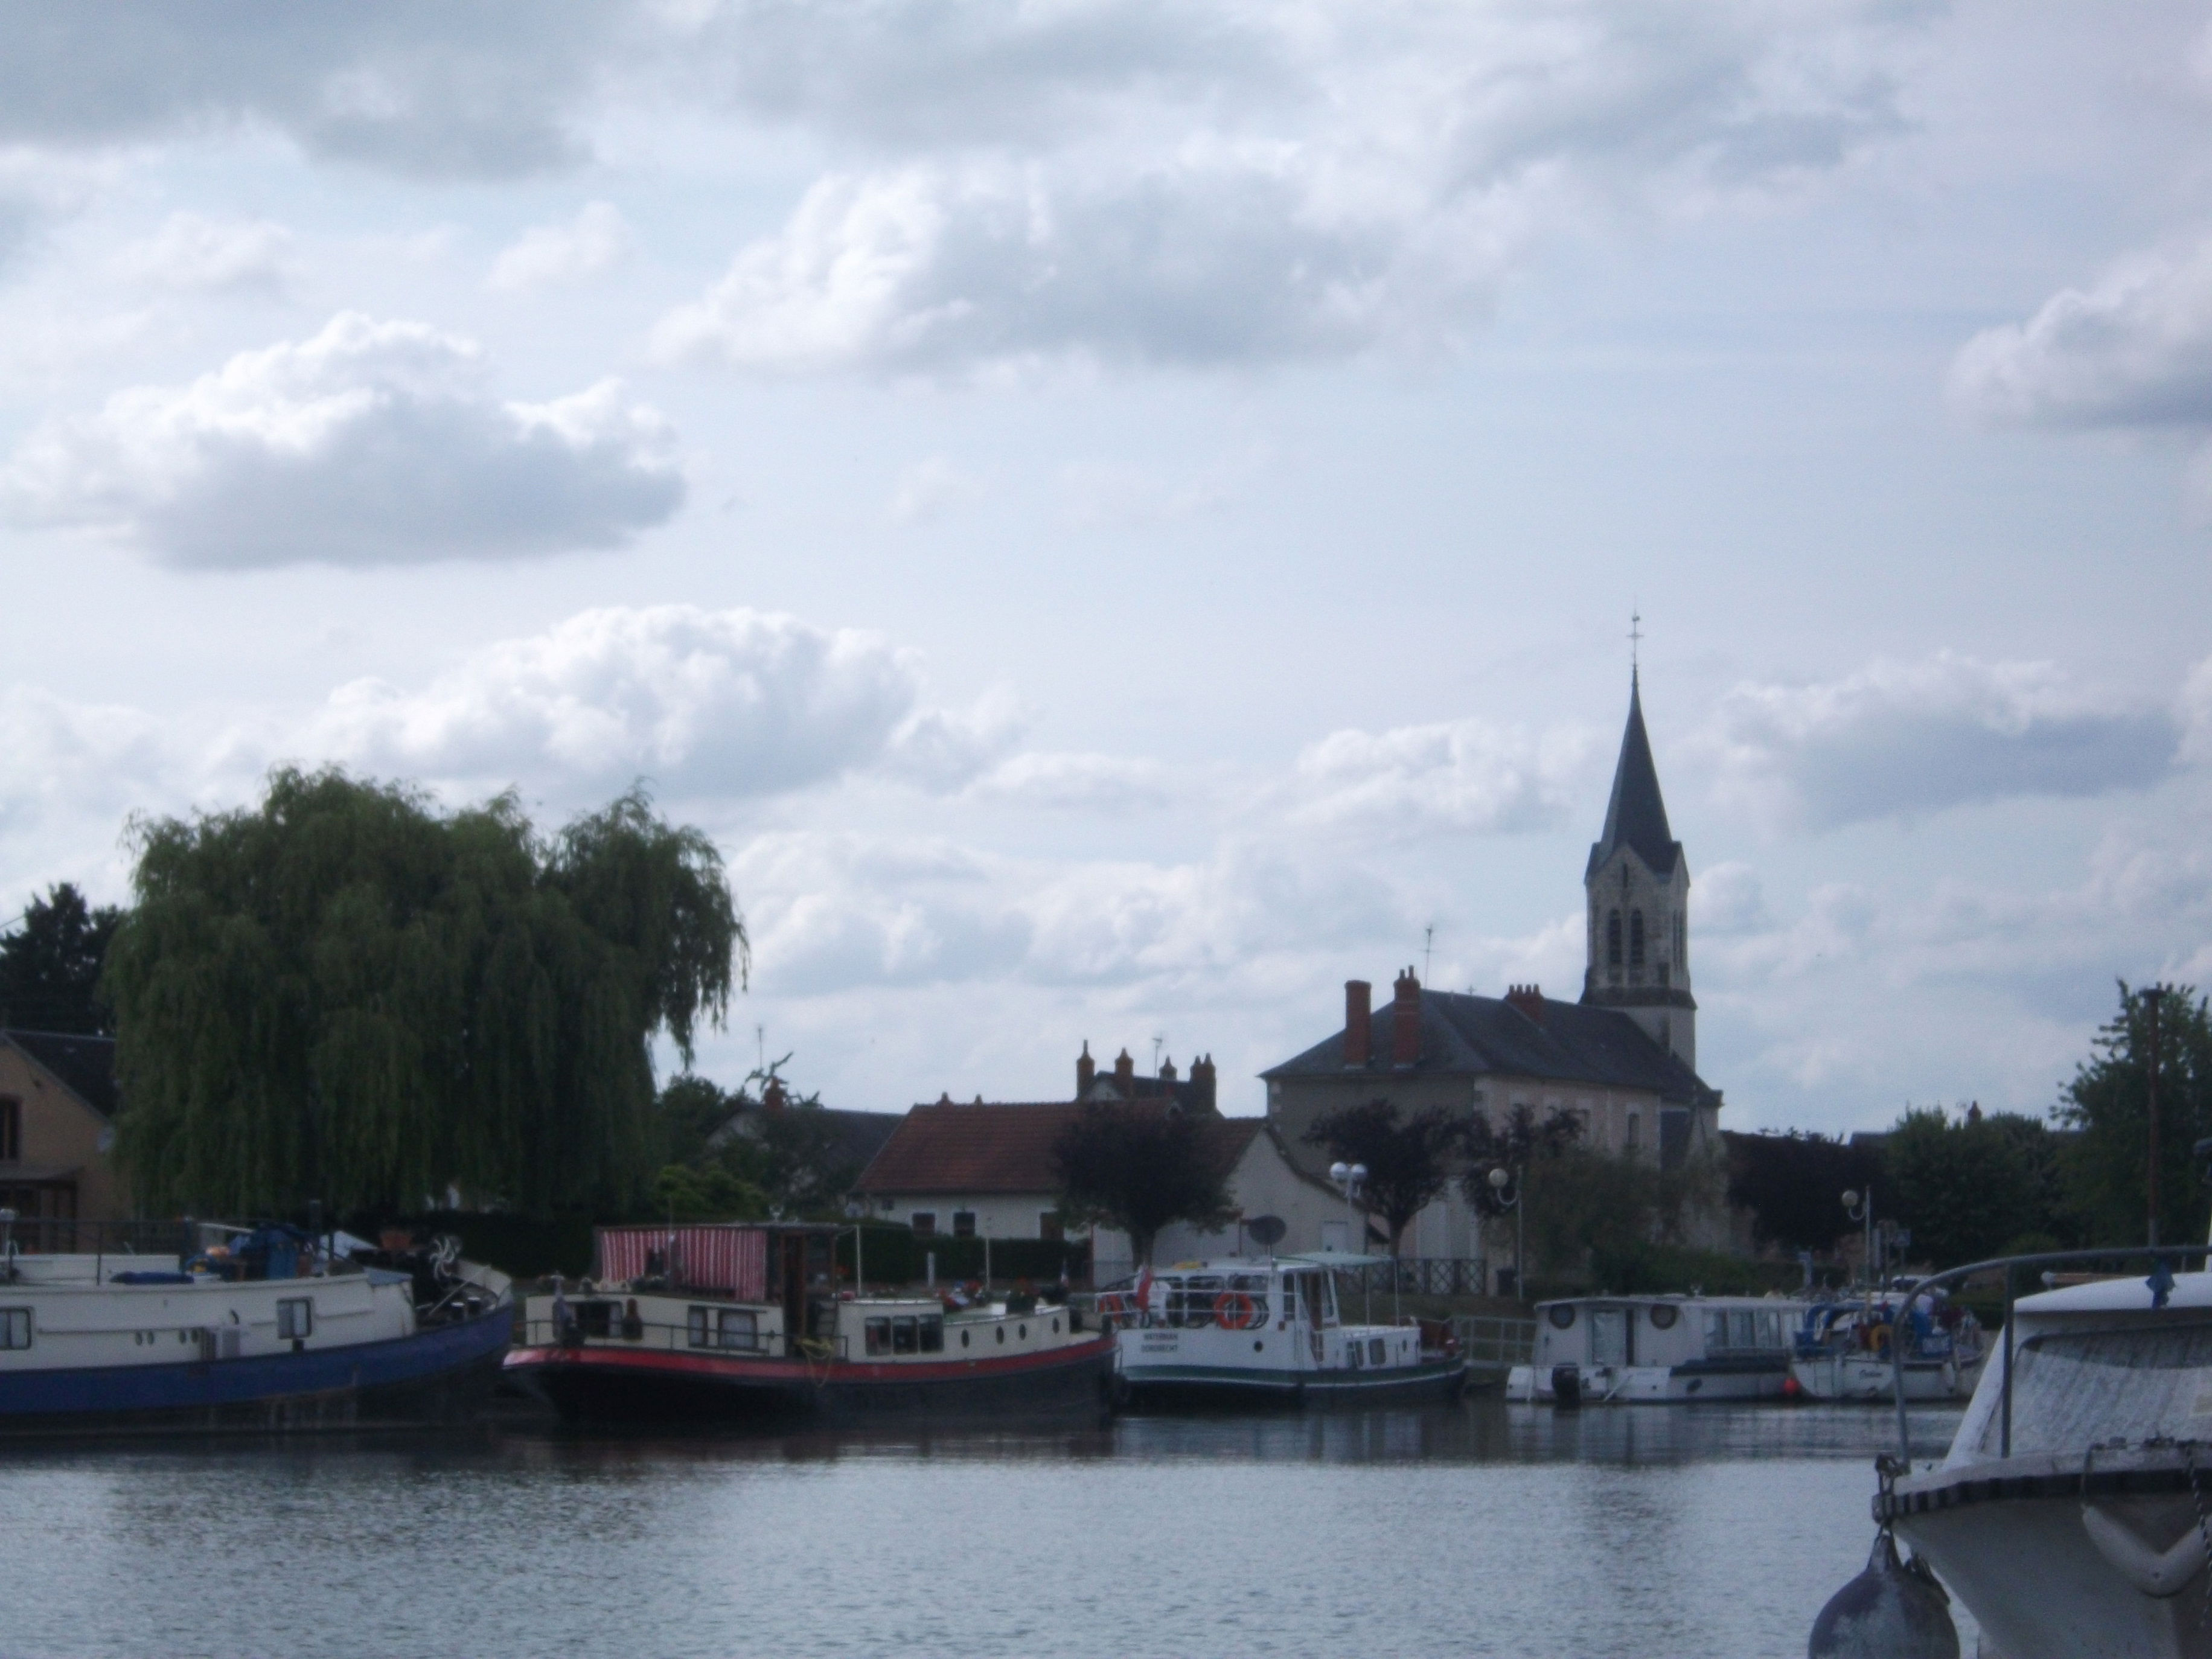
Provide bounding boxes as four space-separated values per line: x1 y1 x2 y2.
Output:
104 767 745 1218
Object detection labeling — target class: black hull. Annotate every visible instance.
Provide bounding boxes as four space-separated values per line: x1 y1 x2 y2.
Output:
511 1341 1120 1427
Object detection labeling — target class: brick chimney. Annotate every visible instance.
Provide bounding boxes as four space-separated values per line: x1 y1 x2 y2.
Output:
1504 983 1545 1024
1114 1048 1135 1092
1159 1055 1178 1082
1191 1054 1216 1111
1343 980 1372 1067
762 1075 787 1112
1076 1040 1096 1099
1392 967 1422 1070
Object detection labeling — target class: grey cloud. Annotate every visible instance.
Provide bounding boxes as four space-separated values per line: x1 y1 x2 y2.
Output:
0 3 616 177
0 313 683 568
1707 653 2177 831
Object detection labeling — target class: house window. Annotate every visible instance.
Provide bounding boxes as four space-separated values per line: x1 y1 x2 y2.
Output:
952 1212 977 1239
910 1212 937 1236
0 1308 28 1349
717 1309 758 1351
0 1098 18 1161
1038 1212 1064 1242
1629 910 1645 968
276 1299 313 1341
878 1197 894 1213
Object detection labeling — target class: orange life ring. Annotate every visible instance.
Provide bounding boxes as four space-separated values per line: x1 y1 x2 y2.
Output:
1214 1292 1262 1331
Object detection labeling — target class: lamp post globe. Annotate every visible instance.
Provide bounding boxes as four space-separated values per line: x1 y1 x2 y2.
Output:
1349 1163 1368 1184
1329 1162 1349 1184
1841 1189 1859 1212
1488 1166 1510 1192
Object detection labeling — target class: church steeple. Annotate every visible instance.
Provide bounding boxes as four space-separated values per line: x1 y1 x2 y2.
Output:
1582 668 1696 1068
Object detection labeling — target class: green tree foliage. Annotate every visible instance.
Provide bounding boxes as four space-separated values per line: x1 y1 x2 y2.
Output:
1303 1098 1467 1256
106 768 744 1218
651 1062 859 1218
1883 1105 2071 1267
651 1161 769 1223
1724 1129 1884 1253
0 883 121 1035
1053 1104 1236 1268
2057 981 2212 1247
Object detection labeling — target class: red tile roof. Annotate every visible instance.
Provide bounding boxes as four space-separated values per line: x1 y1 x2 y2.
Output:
854 1101 1264 1197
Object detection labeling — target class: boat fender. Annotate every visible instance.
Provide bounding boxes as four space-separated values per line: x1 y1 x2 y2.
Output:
1807 1527 1958 1659
2080 1503 2209 1598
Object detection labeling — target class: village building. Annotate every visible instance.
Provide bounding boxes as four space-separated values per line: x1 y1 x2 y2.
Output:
0 1028 125 1239
1259 673 1728 1287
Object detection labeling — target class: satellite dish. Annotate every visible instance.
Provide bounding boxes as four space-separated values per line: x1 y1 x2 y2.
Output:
1247 1215 1287 1248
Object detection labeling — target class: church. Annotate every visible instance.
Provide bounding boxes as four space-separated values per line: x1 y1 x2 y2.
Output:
1259 671 1727 1274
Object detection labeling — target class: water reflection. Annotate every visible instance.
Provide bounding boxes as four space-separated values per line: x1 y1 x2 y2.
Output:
0 1401 1971 1659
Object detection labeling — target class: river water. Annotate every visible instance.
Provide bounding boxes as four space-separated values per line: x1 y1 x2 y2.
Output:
0 1401 1980 1659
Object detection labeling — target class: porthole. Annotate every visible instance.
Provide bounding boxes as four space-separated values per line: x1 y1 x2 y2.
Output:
1548 1305 1577 1329
1052 1318 1061 1334
1018 1323 1028 1339
1252 1340 1264 1353
960 1330 971 1349
996 1326 1006 1345
1649 1304 1678 1331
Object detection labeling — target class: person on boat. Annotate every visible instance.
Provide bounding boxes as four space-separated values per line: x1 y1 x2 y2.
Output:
552 1277 579 1347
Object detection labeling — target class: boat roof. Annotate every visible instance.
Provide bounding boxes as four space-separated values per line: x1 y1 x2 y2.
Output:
1277 1250 1392 1271
1535 1292 1810 1309
2016 1268 2212 1317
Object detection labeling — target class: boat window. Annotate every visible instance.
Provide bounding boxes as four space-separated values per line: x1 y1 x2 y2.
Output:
718 1309 758 1351
953 1212 977 1239
688 1306 711 1347
995 1325 1006 1345
0 1308 29 1349
960 1329 971 1349
1368 1337 1387 1365
1230 1274 1268 1292
1729 1310 1757 1351
1756 1311 1783 1350
865 1317 891 1356
579 1300 615 1339
892 1316 919 1354
276 1298 313 1341
1346 1340 1363 1369
920 1315 944 1353
1049 1317 1060 1336
1548 1304 1577 1329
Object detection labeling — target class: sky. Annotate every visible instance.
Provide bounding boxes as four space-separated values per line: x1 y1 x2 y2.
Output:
2 1 2210 1133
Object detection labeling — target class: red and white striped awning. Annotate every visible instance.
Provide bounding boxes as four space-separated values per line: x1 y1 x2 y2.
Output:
595 1225 770 1302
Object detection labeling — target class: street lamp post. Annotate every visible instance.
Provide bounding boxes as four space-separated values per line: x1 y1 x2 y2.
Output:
1843 1188 1874 1293
1488 1165 1525 1301
1328 1160 1369 1320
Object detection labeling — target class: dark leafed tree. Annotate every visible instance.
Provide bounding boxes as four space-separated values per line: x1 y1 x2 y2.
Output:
2057 981 2212 1248
1053 1104 1236 1270
1883 1105 2071 1267
1722 1128 1885 1255
1303 1098 1468 1257
105 767 745 1219
0 883 123 1035
1460 1104 1583 1216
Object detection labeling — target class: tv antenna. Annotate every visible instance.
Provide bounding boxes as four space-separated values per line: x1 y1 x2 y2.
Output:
1424 925 1434 983
1151 1035 1166 1075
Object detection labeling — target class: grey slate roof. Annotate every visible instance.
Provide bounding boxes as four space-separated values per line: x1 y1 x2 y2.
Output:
1259 988 1718 1111
2 1029 117 1118
1588 672 1681 878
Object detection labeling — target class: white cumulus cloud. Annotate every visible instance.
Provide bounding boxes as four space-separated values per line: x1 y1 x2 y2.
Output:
0 313 683 567
1287 717 1595 838
311 605 945 801
1705 653 2177 831
485 200 631 292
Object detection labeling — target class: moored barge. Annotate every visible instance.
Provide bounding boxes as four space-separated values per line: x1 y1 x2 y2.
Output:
505 1223 1117 1424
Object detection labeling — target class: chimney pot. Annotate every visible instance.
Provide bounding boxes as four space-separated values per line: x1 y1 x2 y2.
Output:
1076 1040 1096 1099
1392 968 1421 1068
1113 1049 1134 1088
1343 980 1372 1067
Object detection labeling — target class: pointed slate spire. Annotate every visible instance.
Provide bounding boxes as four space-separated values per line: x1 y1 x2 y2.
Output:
1588 670 1681 876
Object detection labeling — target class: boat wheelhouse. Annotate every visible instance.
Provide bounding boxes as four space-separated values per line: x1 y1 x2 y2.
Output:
1507 1293 1811 1403
0 1218 512 1433
1099 1253 1468 1406
1883 1249 2212 1659
504 1222 1117 1424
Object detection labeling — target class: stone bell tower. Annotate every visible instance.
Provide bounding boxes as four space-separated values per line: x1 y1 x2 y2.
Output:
1580 668 1695 1070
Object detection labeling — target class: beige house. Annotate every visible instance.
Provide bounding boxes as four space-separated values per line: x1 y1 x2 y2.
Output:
0 1029 125 1239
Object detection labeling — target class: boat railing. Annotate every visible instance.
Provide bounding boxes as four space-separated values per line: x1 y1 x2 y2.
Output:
519 1312 811 1358
1882 1242 2212 1463
0 1217 199 1264
1450 1314 1536 1369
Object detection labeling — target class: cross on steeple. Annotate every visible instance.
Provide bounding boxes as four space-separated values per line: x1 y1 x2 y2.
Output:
1628 607 1643 676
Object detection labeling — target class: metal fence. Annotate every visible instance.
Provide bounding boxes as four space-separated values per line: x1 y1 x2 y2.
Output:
1334 1258 1492 1297
1451 1314 1536 1370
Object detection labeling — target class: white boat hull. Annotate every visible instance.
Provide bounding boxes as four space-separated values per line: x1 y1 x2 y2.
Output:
1791 1349 1980 1402
1506 1359 1790 1403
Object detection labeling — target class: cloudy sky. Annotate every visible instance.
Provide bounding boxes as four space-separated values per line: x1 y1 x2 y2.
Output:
3 1 2210 1133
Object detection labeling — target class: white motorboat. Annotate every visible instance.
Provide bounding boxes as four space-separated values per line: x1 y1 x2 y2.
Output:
1098 1253 1468 1407
1884 1250 2212 1659
1507 1293 1812 1403
1790 1291 1985 1402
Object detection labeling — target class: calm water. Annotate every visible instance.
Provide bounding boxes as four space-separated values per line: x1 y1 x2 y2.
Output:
0 1402 1980 1659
